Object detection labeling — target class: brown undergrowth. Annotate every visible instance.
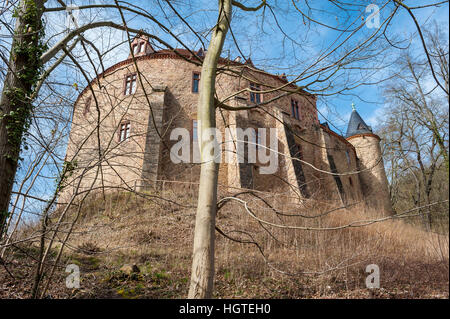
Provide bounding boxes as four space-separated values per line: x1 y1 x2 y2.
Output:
1 187 448 299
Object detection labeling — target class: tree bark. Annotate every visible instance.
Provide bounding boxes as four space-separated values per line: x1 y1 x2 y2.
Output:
188 0 232 299
0 0 45 238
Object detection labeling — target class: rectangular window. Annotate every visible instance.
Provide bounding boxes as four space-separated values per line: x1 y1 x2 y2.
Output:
83 96 92 116
294 143 303 160
255 130 261 150
291 99 299 120
291 99 295 118
192 72 200 93
345 150 351 167
139 42 145 53
119 121 131 142
192 119 198 141
249 82 261 104
124 74 137 95
328 154 344 197
133 44 139 55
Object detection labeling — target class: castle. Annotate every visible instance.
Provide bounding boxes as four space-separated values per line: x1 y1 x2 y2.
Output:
63 35 393 215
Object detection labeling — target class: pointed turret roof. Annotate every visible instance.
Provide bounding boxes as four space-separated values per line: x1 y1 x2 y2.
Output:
345 103 372 137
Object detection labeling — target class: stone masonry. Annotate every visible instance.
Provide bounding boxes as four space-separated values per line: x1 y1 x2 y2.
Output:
61 36 393 215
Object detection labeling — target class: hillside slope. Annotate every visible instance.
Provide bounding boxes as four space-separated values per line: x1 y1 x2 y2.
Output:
2 189 448 299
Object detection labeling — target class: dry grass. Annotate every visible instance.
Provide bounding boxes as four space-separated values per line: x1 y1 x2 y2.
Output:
1 187 448 299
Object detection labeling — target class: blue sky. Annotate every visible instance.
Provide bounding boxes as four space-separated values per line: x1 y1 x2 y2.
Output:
54 0 448 134
39 0 449 132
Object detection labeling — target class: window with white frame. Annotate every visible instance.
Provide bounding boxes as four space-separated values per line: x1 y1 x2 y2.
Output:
119 121 131 142
124 74 137 95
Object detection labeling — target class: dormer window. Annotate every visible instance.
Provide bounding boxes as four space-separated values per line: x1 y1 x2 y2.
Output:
132 42 146 55
124 73 137 95
249 82 261 104
139 42 145 53
129 35 154 59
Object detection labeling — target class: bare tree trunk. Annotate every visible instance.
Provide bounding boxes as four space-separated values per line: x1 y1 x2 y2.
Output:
188 0 232 299
30 204 50 299
0 0 45 238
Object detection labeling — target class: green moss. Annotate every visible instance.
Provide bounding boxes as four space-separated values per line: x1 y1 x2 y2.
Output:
2 0 47 161
68 254 101 270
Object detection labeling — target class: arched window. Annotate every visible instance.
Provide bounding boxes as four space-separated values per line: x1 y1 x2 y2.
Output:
139 42 146 53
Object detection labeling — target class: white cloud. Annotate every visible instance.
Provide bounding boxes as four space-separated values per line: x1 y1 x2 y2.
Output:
366 106 387 130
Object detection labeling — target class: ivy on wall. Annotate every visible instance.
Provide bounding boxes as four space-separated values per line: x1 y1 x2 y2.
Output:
0 0 47 162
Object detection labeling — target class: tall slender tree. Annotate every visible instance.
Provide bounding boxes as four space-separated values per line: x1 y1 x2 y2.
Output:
188 0 233 299
0 0 46 237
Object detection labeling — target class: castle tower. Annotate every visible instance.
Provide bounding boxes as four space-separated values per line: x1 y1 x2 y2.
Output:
345 103 393 215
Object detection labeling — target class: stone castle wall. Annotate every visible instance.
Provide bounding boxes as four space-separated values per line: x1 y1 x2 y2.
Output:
61 50 391 213
347 134 393 214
